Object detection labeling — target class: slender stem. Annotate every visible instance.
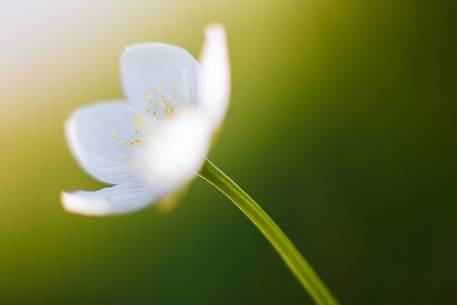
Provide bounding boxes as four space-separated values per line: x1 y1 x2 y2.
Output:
199 159 340 305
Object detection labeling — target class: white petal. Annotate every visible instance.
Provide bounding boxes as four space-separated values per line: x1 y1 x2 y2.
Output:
61 182 157 216
65 101 150 185
135 109 212 194
121 43 200 118
199 23 231 130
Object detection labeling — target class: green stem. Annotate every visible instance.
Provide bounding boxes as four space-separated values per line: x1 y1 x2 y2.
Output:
199 159 340 305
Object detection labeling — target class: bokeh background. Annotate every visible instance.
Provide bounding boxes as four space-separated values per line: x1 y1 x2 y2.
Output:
0 0 455 304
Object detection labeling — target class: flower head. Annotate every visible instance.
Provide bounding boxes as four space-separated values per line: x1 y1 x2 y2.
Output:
62 24 230 216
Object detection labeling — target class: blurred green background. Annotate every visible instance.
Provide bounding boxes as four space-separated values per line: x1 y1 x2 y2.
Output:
0 0 455 304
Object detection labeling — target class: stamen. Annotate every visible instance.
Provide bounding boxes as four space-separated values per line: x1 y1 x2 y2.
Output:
144 83 179 119
112 127 144 148
111 129 121 142
161 95 175 118
146 109 158 117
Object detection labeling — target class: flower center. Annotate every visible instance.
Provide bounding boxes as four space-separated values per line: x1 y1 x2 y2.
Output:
111 84 179 150
143 84 176 119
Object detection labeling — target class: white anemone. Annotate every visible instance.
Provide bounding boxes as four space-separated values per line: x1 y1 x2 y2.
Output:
62 24 230 216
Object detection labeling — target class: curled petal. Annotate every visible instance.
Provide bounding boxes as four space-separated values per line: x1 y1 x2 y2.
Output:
199 23 231 130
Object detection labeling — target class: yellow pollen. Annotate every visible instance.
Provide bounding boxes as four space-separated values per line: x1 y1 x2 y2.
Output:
147 109 158 117
145 90 177 119
111 130 121 142
112 127 145 147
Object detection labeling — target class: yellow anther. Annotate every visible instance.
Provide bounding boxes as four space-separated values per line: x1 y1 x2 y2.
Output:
147 108 158 117
111 129 121 142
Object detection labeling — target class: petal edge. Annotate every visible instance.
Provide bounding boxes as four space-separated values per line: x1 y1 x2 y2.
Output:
61 182 157 216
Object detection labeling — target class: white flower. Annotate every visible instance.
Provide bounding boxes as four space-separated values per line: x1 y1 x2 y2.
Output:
61 24 230 216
